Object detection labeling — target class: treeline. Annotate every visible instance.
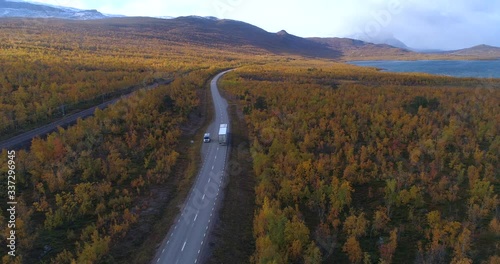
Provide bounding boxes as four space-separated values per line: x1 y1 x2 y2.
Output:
0 68 222 263
220 62 499 263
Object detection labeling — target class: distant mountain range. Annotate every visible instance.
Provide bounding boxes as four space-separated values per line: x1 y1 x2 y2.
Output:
448 44 500 57
0 0 108 20
1 0 500 60
308 37 411 59
69 16 343 59
350 34 411 50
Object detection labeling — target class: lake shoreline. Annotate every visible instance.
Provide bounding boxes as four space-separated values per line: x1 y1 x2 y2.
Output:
348 60 500 78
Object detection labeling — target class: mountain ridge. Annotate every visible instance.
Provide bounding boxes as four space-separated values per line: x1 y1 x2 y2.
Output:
0 0 107 20
2 1 500 60
308 37 413 59
447 44 500 57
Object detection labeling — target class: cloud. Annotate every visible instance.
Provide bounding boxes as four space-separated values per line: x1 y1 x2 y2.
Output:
96 0 212 17
324 0 500 49
28 0 86 9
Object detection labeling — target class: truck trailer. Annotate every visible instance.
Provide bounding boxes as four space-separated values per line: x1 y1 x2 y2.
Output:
218 124 228 145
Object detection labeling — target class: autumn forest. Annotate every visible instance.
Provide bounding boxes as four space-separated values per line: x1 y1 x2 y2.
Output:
0 17 499 264
219 62 499 263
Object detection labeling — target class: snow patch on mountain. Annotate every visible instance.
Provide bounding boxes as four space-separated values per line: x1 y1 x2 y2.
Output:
0 0 108 20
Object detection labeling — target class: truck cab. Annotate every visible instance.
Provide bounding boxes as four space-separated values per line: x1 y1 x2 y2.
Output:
203 133 211 143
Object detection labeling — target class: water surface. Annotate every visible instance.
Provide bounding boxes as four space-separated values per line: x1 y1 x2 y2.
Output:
349 60 500 78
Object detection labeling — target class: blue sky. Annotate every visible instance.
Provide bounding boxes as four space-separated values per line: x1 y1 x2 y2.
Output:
30 0 500 50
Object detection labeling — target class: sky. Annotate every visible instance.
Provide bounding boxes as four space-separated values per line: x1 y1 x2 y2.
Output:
29 0 500 50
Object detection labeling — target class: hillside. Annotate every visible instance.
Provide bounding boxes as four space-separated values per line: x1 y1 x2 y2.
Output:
2 9 500 61
0 16 342 59
448 44 500 58
309 37 414 60
83 16 341 59
2 0 500 61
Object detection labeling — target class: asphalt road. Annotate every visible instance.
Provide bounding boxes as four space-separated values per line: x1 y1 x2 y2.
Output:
153 70 232 264
0 81 166 150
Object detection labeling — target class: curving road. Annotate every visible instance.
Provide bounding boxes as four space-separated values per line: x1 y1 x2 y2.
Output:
153 70 232 264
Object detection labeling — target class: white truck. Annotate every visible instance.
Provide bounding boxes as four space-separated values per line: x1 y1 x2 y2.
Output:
218 124 228 145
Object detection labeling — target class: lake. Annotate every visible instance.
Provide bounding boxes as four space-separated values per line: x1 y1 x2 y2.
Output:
349 60 500 78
